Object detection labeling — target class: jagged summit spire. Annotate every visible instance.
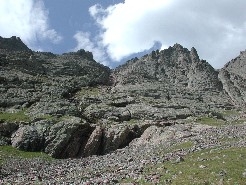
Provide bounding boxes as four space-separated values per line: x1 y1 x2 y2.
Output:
173 43 184 50
190 47 199 61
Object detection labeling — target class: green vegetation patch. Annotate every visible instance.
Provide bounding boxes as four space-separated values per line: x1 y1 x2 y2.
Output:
232 119 246 125
220 109 241 117
126 147 246 184
127 119 139 125
78 87 100 97
159 147 246 184
197 116 226 126
0 145 53 165
0 110 30 122
169 141 194 151
36 114 64 123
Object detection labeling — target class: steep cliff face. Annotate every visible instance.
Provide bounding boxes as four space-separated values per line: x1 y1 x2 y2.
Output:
219 50 246 106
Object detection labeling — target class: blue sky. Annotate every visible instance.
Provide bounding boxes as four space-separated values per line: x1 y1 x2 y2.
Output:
42 0 123 55
1 0 246 68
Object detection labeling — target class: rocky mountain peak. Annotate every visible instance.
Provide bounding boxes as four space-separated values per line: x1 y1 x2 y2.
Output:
0 36 31 52
172 43 186 50
190 47 199 62
113 44 220 91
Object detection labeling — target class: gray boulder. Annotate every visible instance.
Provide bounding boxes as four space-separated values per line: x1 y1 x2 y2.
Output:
130 124 192 146
11 122 49 151
0 122 19 145
101 124 132 154
45 117 93 158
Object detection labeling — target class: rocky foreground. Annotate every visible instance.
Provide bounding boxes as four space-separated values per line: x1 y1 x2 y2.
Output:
1 119 246 184
0 36 246 184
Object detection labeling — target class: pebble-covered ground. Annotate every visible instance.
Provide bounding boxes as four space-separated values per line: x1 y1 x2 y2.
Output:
1 122 246 184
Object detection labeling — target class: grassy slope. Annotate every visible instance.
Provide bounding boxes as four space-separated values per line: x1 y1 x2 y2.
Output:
122 110 246 184
0 146 53 165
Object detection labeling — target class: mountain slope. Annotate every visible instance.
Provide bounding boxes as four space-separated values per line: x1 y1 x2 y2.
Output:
0 36 245 160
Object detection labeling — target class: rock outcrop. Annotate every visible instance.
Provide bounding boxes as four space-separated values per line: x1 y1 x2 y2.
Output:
0 36 32 52
0 36 246 159
219 50 246 106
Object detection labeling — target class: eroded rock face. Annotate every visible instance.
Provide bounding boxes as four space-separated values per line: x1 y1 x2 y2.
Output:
45 117 93 158
0 36 32 52
101 124 132 154
219 50 246 106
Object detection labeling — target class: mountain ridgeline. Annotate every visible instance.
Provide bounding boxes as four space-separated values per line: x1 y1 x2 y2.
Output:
0 36 245 159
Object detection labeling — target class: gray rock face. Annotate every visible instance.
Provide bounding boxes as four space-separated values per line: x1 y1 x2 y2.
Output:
10 120 51 151
130 124 192 146
101 124 132 154
112 44 233 118
219 50 246 106
0 37 110 116
11 124 46 151
83 103 131 122
45 117 93 158
27 99 79 118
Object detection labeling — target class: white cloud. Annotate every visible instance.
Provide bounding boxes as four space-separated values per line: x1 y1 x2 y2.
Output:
73 31 109 66
0 0 62 50
89 0 246 68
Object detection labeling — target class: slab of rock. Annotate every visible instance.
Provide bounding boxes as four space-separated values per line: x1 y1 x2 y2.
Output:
45 117 93 158
82 126 103 157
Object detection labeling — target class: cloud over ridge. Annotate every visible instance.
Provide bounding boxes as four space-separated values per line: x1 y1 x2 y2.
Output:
86 0 246 68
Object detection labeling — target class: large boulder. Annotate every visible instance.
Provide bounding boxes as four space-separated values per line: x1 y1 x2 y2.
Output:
0 122 19 145
100 123 147 154
45 117 93 158
11 121 50 151
130 124 192 146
